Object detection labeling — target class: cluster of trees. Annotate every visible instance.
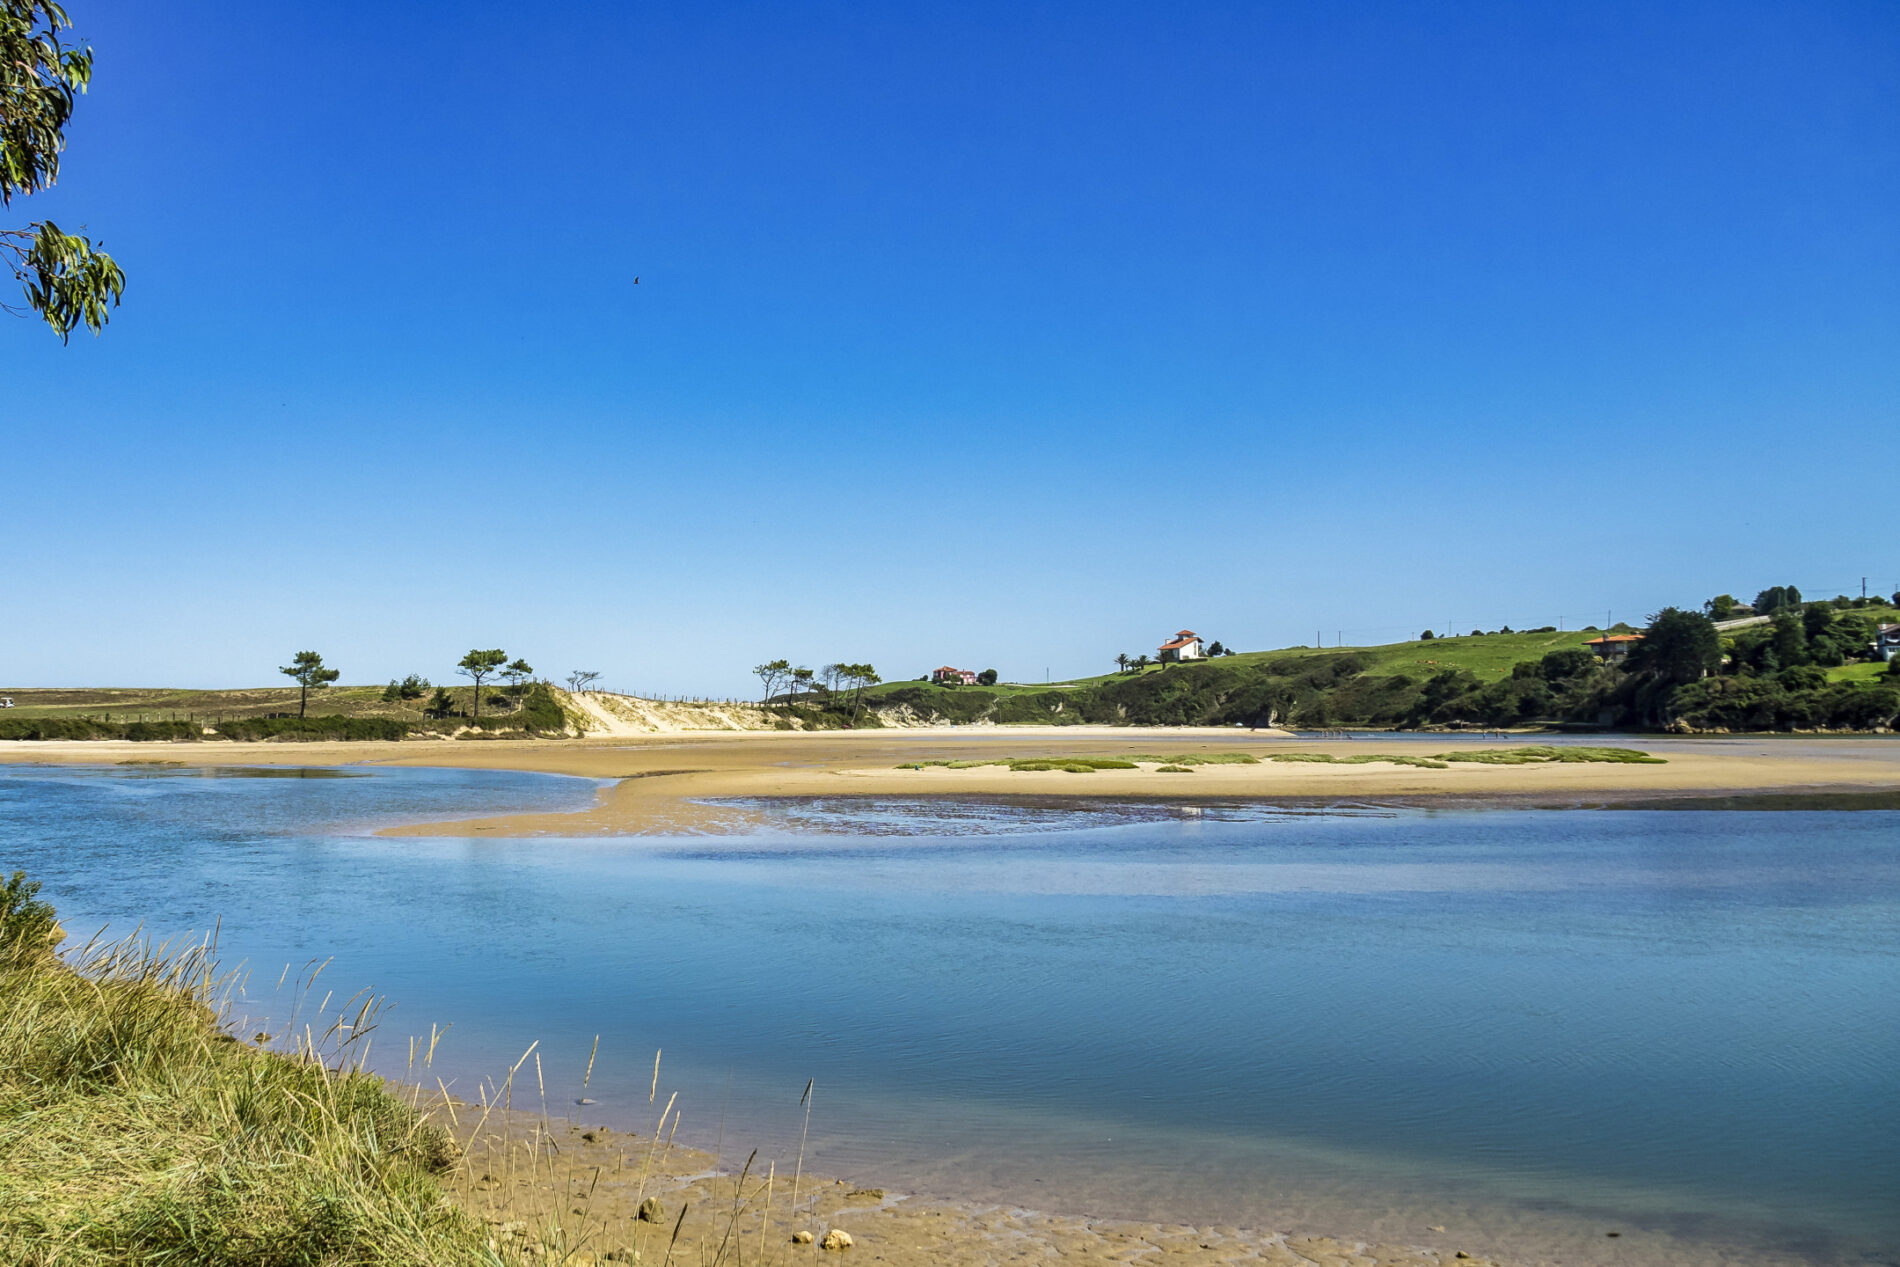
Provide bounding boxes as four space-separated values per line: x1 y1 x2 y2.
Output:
1705 586 1898 621
450 649 537 720
752 660 883 723
281 648 565 727
1725 603 1884 672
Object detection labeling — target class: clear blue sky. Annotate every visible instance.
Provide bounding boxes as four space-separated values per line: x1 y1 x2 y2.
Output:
6 1 1896 693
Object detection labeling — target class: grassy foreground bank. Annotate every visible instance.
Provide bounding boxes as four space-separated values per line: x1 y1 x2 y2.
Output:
0 874 495 1266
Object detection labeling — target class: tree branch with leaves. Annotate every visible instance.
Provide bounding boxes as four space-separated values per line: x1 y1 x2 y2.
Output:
2 0 123 340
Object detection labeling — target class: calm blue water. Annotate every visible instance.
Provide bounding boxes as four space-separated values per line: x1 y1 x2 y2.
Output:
3 763 1896 1263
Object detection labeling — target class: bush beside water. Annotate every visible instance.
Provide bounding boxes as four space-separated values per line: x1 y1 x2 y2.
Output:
0 874 487 1265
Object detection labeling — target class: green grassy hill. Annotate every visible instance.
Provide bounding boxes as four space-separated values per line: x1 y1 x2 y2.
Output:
0 683 569 741
859 611 1899 731
0 685 406 723
864 628 1605 722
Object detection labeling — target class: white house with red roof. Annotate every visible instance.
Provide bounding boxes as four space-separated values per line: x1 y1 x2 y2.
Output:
1157 630 1205 663
931 666 978 685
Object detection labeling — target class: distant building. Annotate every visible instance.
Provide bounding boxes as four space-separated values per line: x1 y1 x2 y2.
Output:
931 666 978 685
1875 624 1900 662
1584 634 1643 661
1158 630 1205 663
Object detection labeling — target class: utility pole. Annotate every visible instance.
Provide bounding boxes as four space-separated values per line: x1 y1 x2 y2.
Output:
1862 577 1867 600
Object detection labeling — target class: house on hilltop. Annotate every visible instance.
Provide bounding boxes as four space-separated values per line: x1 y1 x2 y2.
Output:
1584 633 1643 661
1158 630 1205 663
931 666 978 685
1875 624 1900 662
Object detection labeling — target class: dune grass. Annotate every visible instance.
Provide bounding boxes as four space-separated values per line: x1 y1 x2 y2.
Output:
0 872 498 1267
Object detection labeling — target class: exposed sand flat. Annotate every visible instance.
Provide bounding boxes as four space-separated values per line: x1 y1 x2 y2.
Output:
452 1113 1499 1267
446 1111 1834 1267
2 728 1895 838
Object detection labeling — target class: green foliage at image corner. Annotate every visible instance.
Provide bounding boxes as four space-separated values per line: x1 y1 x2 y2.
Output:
2 1 126 340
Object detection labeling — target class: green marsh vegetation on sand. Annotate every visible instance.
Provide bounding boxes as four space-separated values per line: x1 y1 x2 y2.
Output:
1265 753 1452 769
896 753 1257 773
1437 745 1664 765
1264 747 1661 768
896 747 1663 773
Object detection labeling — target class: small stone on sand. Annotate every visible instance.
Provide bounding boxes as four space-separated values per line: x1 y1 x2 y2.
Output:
792 1230 814 1244
637 1197 665 1222
821 1228 853 1251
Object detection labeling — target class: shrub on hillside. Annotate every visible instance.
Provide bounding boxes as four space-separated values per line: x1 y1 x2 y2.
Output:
0 717 200 742
455 684 567 734
214 716 413 741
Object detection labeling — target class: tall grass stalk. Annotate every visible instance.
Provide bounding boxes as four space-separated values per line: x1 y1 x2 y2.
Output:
790 1079 814 1243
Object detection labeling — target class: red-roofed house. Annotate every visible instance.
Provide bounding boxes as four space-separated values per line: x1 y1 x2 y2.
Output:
1584 633 1644 661
932 666 978 685
1158 630 1205 663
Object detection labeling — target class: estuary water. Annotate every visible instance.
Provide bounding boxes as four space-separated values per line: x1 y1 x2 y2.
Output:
2 763 1896 1264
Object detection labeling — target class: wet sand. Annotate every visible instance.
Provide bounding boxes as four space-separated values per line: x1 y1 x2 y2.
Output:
445 1108 1846 1267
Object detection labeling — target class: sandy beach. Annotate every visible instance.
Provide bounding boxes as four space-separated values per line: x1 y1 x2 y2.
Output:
3 728 1894 839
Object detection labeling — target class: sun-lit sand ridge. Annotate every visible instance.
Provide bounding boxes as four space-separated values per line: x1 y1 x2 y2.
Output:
7 727 1892 837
